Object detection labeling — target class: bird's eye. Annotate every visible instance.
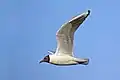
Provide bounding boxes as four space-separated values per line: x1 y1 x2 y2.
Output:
45 57 47 59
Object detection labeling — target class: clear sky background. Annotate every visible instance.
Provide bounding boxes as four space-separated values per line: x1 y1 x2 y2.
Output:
1 0 120 80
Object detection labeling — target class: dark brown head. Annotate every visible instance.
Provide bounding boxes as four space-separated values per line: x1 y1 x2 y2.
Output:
39 55 50 63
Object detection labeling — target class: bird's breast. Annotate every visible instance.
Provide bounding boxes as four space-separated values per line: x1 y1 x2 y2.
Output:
49 55 78 65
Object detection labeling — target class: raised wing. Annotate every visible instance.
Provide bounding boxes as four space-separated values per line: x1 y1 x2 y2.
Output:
55 10 90 56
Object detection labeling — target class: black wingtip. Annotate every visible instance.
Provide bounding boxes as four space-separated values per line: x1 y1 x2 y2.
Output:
88 10 90 15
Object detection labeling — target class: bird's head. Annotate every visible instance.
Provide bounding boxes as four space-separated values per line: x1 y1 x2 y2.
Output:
39 55 50 63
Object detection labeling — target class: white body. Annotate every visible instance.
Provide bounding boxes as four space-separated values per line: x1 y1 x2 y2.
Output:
49 55 88 65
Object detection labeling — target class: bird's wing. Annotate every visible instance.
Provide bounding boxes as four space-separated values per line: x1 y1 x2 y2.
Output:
55 10 90 56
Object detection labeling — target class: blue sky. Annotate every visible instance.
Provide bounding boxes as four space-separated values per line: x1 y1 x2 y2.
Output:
1 0 120 80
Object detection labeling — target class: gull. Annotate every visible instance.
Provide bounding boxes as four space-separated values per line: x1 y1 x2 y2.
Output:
39 10 90 66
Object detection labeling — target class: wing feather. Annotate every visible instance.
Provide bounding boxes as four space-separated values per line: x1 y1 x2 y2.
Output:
55 10 90 56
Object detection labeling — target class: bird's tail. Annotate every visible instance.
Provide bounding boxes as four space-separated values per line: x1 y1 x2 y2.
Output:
77 58 89 65
82 58 89 65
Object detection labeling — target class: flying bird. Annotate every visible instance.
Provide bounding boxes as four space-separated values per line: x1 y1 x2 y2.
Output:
39 10 90 66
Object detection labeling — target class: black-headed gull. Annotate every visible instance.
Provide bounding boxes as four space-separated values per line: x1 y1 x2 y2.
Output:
39 10 90 66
